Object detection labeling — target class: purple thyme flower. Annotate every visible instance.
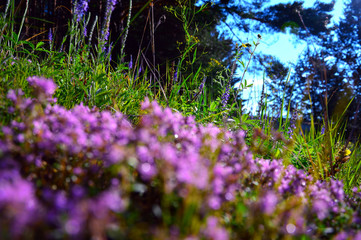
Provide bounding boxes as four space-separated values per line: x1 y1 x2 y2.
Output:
91 188 125 218
7 89 18 102
5 80 361 238
203 216 229 240
312 199 329 220
27 76 57 97
260 191 278 215
0 171 40 236
208 195 221 210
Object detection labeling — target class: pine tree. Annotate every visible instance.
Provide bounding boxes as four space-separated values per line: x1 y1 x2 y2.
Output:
294 0 361 137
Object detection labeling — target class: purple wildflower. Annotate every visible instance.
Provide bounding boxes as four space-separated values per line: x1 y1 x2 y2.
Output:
0 171 40 235
208 195 221 210
312 199 330 220
100 0 117 51
74 0 89 22
3 79 361 239
334 231 348 240
48 28 53 42
83 25 87 36
194 77 206 97
199 78 205 91
134 63 142 80
260 191 278 215
174 64 179 82
48 28 53 50
7 89 18 102
203 216 229 240
287 110 297 137
27 76 57 97
91 188 125 218
221 81 230 110
355 232 361 240
138 162 158 180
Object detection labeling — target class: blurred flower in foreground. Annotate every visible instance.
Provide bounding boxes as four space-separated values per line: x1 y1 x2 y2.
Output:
1 76 361 239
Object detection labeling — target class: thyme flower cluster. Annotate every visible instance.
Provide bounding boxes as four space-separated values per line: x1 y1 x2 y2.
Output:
1 77 361 239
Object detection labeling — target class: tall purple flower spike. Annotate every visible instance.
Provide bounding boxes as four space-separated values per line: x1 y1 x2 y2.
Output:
74 0 89 22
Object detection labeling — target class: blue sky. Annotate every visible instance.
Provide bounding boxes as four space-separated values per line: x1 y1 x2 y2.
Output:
217 0 346 113
258 0 344 64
